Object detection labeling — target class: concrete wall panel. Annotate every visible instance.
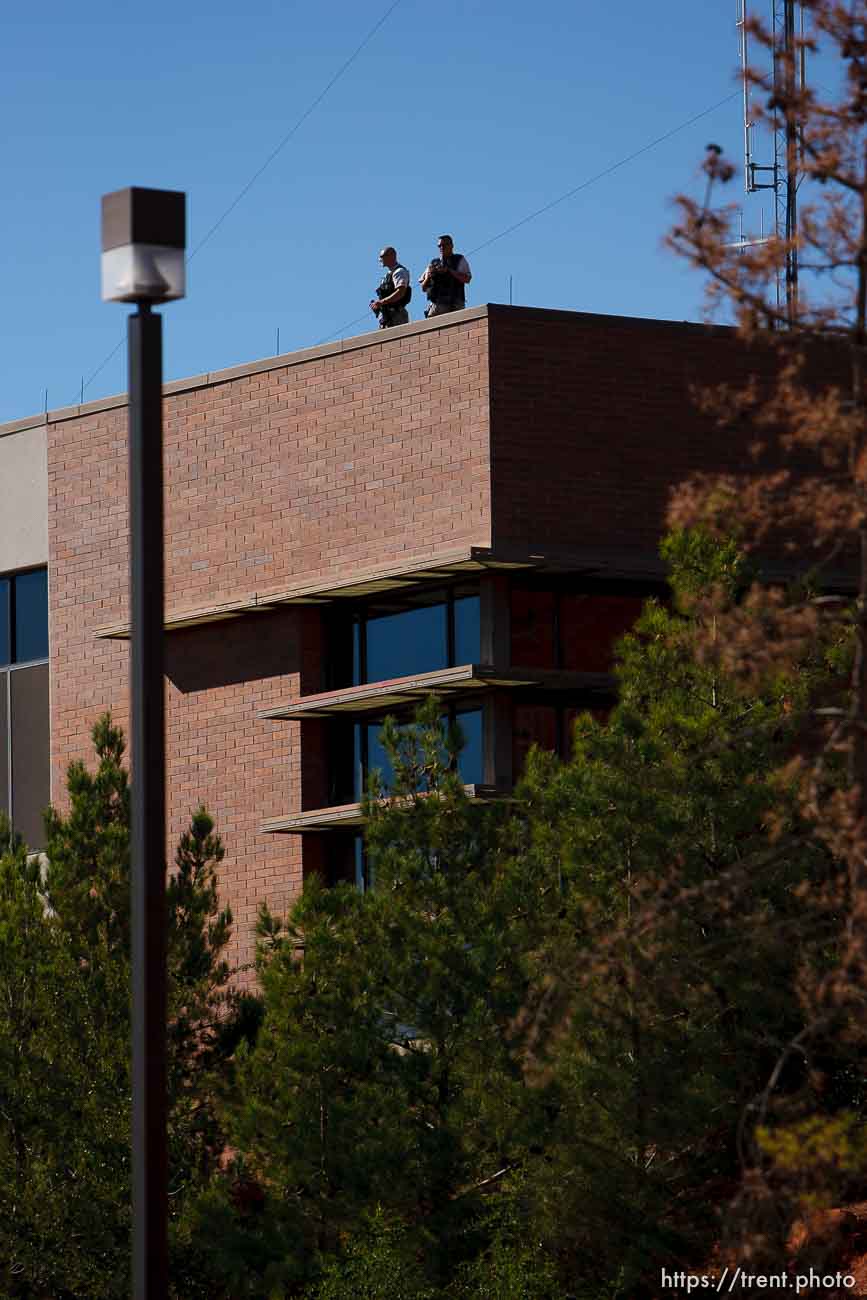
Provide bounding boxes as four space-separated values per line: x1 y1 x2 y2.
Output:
0 425 48 572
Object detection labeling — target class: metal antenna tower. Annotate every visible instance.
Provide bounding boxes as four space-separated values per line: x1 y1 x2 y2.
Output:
737 0 806 319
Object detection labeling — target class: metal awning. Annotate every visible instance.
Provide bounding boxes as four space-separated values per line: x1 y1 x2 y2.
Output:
93 547 541 640
92 541 667 642
259 664 613 720
261 783 509 833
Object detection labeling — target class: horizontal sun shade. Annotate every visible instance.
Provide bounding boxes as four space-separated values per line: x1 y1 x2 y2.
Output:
94 547 664 644
92 548 541 640
94 597 270 640
261 784 509 833
258 664 612 720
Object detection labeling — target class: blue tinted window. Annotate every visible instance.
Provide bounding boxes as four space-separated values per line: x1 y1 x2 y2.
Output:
354 837 367 892
454 595 480 665
352 620 362 687
353 723 363 801
354 708 484 798
354 722 395 799
366 602 448 683
0 580 9 667
14 570 48 663
367 723 394 791
455 709 483 784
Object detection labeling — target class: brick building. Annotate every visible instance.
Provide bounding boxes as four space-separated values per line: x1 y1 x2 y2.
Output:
0 303 792 972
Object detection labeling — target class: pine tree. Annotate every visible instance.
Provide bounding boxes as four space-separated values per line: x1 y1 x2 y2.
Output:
214 701 556 1295
211 527 850 1296
510 528 832 1294
0 715 243 1298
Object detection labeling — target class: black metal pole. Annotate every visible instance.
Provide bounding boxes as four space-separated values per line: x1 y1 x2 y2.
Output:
129 301 168 1300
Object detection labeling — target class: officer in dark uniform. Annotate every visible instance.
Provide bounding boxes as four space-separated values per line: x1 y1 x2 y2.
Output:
370 247 412 328
419 235 472 317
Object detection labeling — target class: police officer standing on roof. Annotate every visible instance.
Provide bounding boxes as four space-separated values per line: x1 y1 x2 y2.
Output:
420 234 472 317
370 247 412 328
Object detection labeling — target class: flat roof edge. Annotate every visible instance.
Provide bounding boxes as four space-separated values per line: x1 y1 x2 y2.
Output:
0 305 491 436
0 304 740 437
485 302 736 336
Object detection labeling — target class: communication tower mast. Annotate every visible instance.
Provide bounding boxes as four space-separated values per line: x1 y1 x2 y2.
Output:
736 0 806 319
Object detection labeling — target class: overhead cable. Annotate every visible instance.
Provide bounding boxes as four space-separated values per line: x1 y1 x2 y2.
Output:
315 88 741 345
467 89 741 256
82 84 741 399
78 0 406 402
187 0 407 264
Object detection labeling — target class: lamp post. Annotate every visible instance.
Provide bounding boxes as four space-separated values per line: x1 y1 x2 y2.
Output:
101 186 186 1300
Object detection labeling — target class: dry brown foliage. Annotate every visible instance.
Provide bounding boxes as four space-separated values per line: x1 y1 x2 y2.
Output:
661 3 867 1285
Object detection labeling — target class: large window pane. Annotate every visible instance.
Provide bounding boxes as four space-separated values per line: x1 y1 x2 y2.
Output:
454 709 483 784
355 836 367 892
454 594 480 665
10 663 49 850
354 722 362 799
14 569 49 664
354 709 484 798
366 723 394 791
354 722 395 800
0 580 9 667
352 619 362 687
366 602 448 683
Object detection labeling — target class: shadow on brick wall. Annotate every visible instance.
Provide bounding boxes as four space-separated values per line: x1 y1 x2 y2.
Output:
165 610 303 694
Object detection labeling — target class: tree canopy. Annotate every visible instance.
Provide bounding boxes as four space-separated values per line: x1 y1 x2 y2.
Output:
209 526 849 1297
0 717 245 1299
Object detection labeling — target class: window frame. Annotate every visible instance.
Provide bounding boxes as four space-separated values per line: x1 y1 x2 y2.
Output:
333 581 482 690
352 702 484 802
510 689 615 779
509 575 663 671
0 566 49 670
0 565 50 845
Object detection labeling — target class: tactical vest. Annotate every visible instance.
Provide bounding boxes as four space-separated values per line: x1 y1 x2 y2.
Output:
377 267 411 309
426 253 466 310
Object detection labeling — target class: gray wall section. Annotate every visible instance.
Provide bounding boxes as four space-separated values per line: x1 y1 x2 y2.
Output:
0 425 48 571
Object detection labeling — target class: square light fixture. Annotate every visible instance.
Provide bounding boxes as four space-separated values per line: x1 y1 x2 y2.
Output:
101 187 186 303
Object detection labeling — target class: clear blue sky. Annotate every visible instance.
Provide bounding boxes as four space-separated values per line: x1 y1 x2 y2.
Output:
1 1 775 423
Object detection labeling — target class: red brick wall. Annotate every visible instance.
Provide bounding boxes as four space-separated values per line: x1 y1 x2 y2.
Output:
160 319 492 605
164 610 311 979
46 304 839 975
47 315 492 974
487 306 815 565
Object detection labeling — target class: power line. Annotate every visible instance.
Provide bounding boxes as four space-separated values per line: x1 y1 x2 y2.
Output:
468 89 741 256
81 335 125 398
187 0 406 264
77 0 406 404
315 312 371 346
315 89 741 346
81 84 741 401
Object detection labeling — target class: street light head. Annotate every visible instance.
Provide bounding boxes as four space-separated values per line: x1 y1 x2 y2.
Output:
101 187 186 304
